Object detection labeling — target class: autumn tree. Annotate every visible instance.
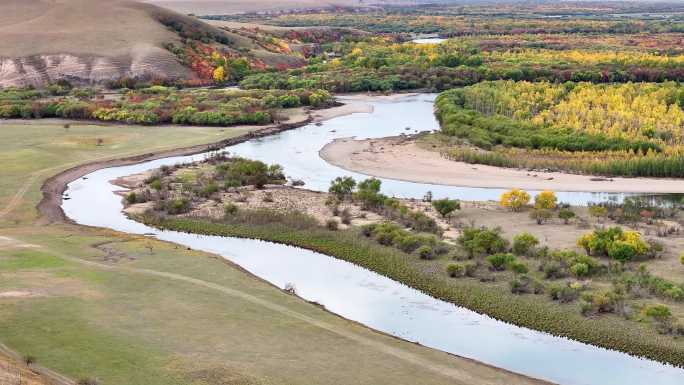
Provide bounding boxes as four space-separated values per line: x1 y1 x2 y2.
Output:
213 66 226 83
534 190 557 210
500 188 531 211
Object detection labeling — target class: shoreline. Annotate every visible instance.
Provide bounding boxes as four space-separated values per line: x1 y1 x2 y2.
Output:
320 136 684 194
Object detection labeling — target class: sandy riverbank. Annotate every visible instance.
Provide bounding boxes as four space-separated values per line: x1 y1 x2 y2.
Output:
320 136 684 194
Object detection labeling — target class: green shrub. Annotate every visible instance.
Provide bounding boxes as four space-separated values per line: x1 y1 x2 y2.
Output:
509 260 529 274
530 208 553 225
417 245 434 260
570 262 590 278
608 241 637 262
458 226 508 258
447 263 466 278
432 198 460 218
487 253 516 271
558 209 576 224
512 232 539 256
126 192 138 204
166 198 191 215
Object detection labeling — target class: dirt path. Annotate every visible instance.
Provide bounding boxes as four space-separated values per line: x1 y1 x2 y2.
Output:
320 136 684 193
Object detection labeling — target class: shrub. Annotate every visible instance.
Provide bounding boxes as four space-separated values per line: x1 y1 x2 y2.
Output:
608 241 637 262
126 192 138 204
578 227 649 261
447 263 466 278
216 158 284 188
458 226 508 258
549 284 580 303
570 262 590 278
588 205 608 221
509 260 529 274
530 208 552 225
510 275 543 295
326 219 339 231
166 198 191 214
534 190 557 210
432 198 460 218
224 203 238 216
680 253 684 266
500 188 530 211
417 245 435 260
512 232 539 256
463 261 478 277
487 253 516 271
397 235 421 253
558 208 576 224
645 304 672 324
23 355 36 366
149 178 162 191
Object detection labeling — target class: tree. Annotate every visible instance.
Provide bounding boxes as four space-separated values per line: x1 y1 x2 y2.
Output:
530 208 552 225
500 188 530 211
355 178 385 209
534 190 557 210
329 176 356 199
588 205 608 222
213 66 226 83
558 208 575 224
432 198 460 218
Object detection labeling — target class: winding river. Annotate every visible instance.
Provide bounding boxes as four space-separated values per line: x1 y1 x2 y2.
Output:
62 94 684 385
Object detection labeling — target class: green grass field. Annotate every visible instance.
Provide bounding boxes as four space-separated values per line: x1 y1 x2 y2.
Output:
0 120 539 385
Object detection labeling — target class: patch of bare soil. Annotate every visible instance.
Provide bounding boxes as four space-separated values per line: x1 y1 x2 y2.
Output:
320 136 684 194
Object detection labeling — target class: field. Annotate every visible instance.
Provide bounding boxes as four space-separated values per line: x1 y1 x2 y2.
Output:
0 118 547 385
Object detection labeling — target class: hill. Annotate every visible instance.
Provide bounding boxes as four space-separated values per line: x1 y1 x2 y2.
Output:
0 0 305 87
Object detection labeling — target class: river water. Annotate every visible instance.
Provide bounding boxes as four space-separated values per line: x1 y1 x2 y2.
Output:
62 94 684 385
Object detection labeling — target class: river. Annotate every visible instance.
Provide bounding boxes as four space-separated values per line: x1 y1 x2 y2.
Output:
62 94 684 385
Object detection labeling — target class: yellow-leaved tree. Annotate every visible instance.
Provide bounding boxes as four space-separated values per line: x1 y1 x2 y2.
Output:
500 188 531 211
213 66 226 83
535 190 557 210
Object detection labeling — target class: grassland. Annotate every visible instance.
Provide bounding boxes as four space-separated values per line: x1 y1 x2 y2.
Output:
0 119 545 385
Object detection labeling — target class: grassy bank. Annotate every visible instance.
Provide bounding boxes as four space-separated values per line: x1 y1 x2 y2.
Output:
144 214 684 367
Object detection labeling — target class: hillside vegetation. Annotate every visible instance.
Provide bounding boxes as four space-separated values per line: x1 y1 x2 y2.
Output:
0 0 312 87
